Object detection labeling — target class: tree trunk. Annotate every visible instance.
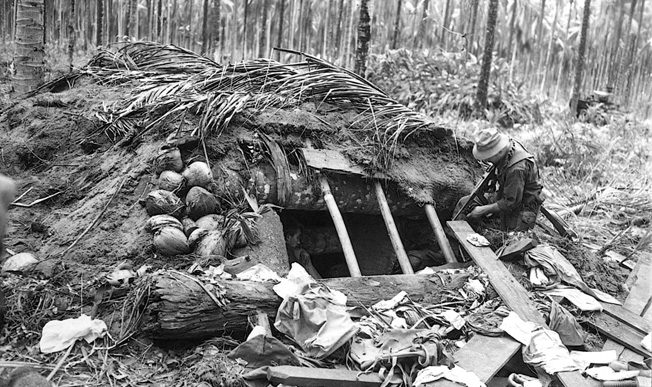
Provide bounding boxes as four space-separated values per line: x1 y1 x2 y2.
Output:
441 0 451 47
259 0 268 57
141 269 469 340
212 0 221 59
416 0 429 49
344 0 354 67
475 0 499 113
242 0 249 59
156 0 162 40
607 0 625 90
68 0 75 70
570 0 591 115
391 0 401 49
186 0 193 49
13 0 45 93
620 0 637 102
535 0 546 86
540 0 558 94
96 0 103 46
335 0 344 58
353 0 370 77
126 0 136 38
625 0 645 103
200 0 208 54
275 0 285 60
467 0 479 55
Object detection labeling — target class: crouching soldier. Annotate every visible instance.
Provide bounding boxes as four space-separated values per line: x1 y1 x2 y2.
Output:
456 128 543 231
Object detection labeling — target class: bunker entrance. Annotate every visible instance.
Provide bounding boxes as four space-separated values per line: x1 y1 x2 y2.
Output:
279 209 447 278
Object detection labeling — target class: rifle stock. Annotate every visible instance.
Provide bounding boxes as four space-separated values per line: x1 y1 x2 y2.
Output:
452 165 496 221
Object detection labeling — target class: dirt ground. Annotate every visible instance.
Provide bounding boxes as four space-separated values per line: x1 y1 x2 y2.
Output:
0 65 650 386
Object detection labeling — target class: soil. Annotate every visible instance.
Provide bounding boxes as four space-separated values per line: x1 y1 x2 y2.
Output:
0 59 647 386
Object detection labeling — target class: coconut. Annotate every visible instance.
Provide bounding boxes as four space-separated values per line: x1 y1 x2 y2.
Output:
155 147 183 174
188 228 209 248
181 217 199 237
145 190 185 218
158 170 185 192
145 215 183 234
2 252 38 273
182 161 213 188
195 230 227 257
186 187 220 220
196 214 225 231
153 227 190 256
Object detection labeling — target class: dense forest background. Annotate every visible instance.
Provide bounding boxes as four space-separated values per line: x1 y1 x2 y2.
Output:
1 0 651 118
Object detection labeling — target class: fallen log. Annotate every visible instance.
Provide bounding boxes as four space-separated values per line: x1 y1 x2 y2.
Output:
141 269 468 340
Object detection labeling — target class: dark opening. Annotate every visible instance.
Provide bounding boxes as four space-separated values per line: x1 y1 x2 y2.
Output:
279 210 447 278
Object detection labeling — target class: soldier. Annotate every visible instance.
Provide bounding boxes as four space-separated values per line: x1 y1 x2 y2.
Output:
457 128 544 231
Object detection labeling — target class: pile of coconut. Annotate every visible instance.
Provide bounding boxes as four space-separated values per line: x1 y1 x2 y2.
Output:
143 145 255 259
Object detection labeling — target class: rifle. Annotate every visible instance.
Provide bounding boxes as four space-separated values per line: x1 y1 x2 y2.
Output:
452 165 577 239
452 165 496 221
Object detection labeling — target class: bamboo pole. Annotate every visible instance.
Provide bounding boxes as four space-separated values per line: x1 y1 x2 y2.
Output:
374 182 414 274
424 204 457 264
319 175 362 277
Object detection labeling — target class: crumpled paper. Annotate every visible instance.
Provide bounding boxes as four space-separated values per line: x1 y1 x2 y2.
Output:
39 314 107 353
413 365 485 387
273 263 357 359
467 233 490 247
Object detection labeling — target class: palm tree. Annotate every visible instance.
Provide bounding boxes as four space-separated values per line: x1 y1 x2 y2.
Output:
14 0 45 93
570 0 591 115
475 0 499 112
354 0 370 77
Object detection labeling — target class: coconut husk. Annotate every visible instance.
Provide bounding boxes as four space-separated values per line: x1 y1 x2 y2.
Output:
181 218 198 237
186 187 220 220
195 230 227 257
158 170 185 192
153 227 190 256
183 162 213 188
188 228 209 248
196 214 225 231
145 215 184 234
155 147 183 174
145 190 185 218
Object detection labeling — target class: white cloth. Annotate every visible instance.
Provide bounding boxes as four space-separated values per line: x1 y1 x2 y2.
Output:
39 314 107 353
273 263 356 359
414 365 485 387
236 263 282 282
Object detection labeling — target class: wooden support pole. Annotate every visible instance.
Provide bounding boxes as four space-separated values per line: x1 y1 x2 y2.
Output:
374 181 414 274
319 175 362 277
425 204 457 263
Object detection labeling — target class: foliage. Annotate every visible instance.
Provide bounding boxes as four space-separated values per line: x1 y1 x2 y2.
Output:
367 49 542 127
33 42 444 171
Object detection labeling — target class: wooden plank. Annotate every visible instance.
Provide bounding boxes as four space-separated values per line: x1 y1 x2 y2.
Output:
602 253 651 362
588 313 651 358
425 204 457 264
319 176 362 277
447 221 545 325
432 335 521 386
266 365 382 386
601 303 650 334
374 181 413 274
302 148 387 178
447 221 594 387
